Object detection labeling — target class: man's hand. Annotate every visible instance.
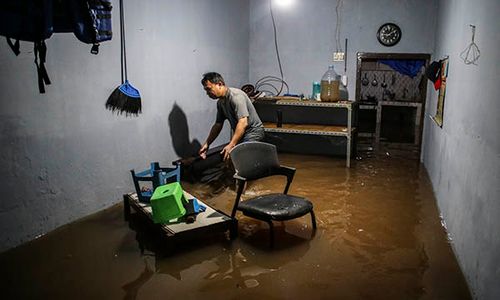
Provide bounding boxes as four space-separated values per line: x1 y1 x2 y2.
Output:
220 142 236 161
199 143 209 159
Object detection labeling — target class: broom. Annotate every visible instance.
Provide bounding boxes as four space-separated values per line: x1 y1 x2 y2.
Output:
106 0 141 116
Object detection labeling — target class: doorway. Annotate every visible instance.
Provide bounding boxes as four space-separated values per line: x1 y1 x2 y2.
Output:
355 53 430 152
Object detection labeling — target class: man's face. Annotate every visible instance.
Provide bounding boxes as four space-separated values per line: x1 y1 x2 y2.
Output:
203 81 223 99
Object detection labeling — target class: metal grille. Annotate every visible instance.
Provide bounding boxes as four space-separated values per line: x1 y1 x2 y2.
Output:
359 67 425 102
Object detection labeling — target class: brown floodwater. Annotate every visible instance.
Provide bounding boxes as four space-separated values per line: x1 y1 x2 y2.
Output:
0 146 471 299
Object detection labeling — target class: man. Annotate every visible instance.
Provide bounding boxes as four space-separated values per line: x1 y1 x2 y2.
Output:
199 72 264 161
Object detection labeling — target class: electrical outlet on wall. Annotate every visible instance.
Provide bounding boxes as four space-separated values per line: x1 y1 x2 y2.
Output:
333 52 345 61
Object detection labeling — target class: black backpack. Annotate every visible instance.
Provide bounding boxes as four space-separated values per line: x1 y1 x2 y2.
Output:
53 0 113 53
0 0 113 93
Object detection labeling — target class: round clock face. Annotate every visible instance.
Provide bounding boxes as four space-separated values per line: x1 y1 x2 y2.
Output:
377 23 402 47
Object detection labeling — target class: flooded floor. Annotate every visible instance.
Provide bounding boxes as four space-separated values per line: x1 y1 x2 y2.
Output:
0 146 471 299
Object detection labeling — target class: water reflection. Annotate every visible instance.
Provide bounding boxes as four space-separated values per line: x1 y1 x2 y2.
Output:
0 145 471 299
122 209 312 298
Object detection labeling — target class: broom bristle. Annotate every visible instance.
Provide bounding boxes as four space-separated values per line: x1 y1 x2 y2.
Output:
106 87 142 117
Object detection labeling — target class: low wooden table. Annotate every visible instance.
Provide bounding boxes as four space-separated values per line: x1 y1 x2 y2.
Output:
123 192 237 245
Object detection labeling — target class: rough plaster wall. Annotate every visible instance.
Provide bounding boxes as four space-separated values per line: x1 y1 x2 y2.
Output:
0 0 249 252
421 0 500 298
249 0 437 99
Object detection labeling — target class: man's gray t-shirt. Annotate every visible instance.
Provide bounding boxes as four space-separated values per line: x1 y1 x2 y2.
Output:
216 87 264 141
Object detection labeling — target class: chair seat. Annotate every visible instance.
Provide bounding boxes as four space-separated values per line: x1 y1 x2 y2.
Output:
238 193 313 221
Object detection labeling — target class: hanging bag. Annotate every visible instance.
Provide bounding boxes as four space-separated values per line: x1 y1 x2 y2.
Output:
0 0 113 93
0 0 54 93
53 0 113 54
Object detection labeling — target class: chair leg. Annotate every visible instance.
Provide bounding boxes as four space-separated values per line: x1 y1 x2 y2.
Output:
123 194 131 222
310 210 317 230
229 219 238 240
266 220 274 248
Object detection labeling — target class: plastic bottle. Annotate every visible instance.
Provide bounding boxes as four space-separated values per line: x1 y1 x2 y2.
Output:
320 65 341 102
312 81 321 100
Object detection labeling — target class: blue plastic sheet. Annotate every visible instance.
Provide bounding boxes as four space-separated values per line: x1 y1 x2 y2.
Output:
378 60 425 78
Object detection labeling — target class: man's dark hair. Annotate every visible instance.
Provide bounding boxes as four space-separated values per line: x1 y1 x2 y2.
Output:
201 72 225 86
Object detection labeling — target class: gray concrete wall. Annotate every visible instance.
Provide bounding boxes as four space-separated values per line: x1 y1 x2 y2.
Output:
250 1 500 298
249 0 437 99
0 0 249 252
421 0 500 299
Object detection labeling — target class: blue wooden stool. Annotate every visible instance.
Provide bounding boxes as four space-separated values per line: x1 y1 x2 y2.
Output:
130 162 181 203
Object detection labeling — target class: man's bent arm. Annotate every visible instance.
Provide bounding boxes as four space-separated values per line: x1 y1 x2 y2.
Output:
220 117 247 160
204 122 223 146
229 117 247 147
199 123 223 159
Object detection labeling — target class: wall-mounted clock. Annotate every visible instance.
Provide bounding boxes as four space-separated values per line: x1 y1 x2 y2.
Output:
377 23 402 47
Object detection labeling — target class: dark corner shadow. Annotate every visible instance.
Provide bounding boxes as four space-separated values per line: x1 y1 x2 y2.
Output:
168 103 202 159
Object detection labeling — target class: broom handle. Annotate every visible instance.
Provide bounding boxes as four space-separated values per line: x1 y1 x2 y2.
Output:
120 0 127 83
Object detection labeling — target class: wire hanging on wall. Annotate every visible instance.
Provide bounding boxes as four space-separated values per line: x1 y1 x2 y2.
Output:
335 0 344 53
242 0 289 99
460 24 480 65
266 0 286 96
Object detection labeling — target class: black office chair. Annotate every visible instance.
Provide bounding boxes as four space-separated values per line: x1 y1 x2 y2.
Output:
230 141 316 246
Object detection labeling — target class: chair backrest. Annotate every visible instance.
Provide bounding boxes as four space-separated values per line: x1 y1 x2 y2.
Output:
230 142 280 180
